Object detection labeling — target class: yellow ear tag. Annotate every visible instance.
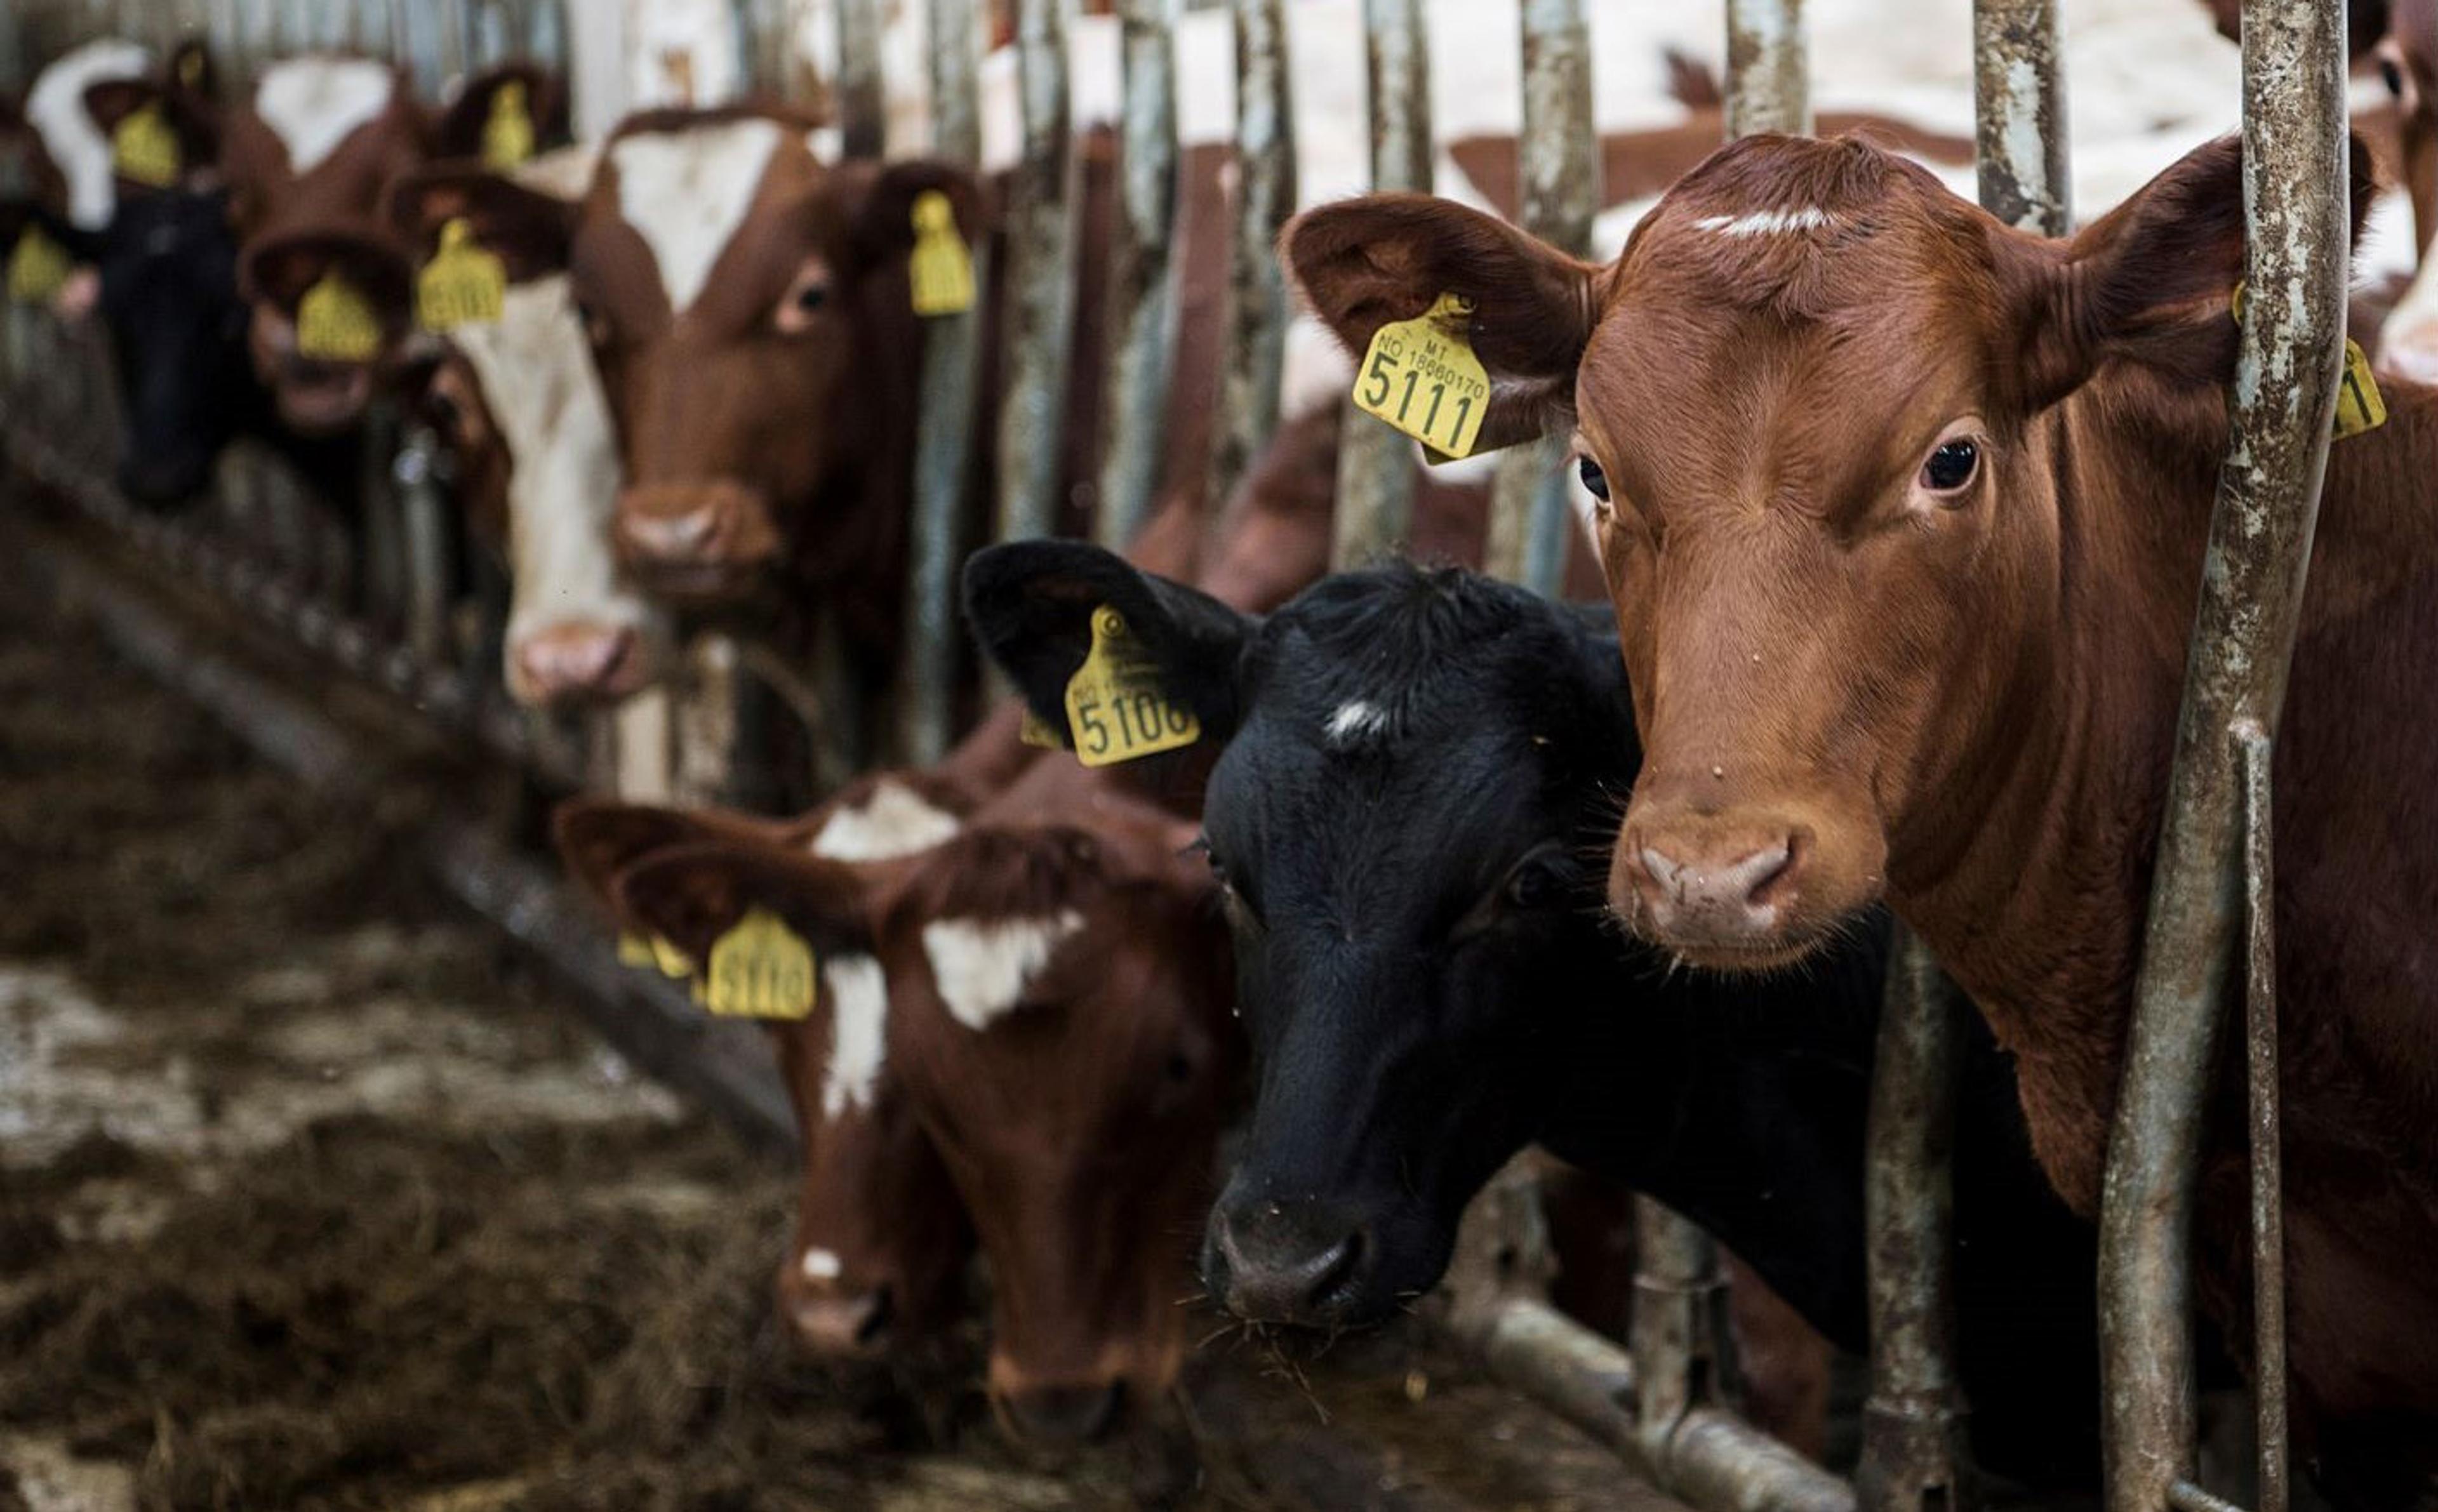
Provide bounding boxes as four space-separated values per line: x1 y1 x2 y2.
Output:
616 931 657 968
416 218 507 333
649 934 693 979
1352 291 1493 461
296 272 383 362
1063 606 1199 767
2229 281 2386 441
1018 707 1063 748
908 190 975 317
111 102 182 189
481 79 536 171
704 906 817 1020
6 227 71 306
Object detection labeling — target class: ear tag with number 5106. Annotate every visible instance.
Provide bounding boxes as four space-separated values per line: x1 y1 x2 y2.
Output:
1352 291 1493 461
704 906 816 1020
1063 606 1199 767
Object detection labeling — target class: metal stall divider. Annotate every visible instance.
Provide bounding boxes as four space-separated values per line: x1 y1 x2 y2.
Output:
833 0 884 156
1093 0 1176 553
2097 1 2346 1509
995 0 1077 545
1207 0 1289 513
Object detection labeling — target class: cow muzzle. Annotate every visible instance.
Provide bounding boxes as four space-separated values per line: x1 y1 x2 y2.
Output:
991 1379 1126 1450
1202 1195 1375 1327
614 481 784 599
507 621 650 708
1614 783 1882 969
774 1252 898 1360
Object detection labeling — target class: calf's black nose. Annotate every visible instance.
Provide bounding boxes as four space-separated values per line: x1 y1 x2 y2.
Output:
1205 1198 1372 1325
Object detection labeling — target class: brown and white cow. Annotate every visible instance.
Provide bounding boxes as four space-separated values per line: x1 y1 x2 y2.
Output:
1285 133 2438 1497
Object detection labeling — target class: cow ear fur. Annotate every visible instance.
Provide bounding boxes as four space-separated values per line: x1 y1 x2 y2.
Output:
842 157 989 270
384 162 576 284
552 798 819 926
614 840 881 965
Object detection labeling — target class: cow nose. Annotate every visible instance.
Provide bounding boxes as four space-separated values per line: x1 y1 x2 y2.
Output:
993 1381 1124 1448
1207 1203 1371 1325
783 1284 895 1358
1622 829 1802 943
618 507 720 561
510 623 641 706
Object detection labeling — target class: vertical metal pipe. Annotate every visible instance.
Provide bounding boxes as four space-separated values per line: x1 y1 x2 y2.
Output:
1486 0 1595 593
1724 0 1809 138
1328 0 1429 568
1856 925 1975 1512
1093 0 1177 550
2095 0 2346 1504
834 0 883 156
993 0 1077 543
1207 0 1293 512
1971 0 2070 236
896 0 985 763
527 0 563 72
2238 722 2288 1512
1630 1196 1743 1476
394 423 454 666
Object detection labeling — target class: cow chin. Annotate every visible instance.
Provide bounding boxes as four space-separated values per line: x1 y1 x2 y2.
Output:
1609 785 1888 974
274 359 378 436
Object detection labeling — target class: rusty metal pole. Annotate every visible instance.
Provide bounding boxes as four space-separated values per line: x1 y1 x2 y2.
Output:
2095 0 2346 1505
834 0 883 157
1630 1195 1745 1483
1485 0 1595 593
1724 0 1809 138
896 0 985 762
1208 0 1293 512
994 0 1077 543
1328 0 1428 568
1971 0 2070 236
1093 0 1178 551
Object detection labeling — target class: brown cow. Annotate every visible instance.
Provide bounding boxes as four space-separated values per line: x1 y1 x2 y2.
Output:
1283 133 2438 1500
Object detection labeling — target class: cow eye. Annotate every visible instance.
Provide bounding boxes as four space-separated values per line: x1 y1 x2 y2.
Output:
2382 56 2406 98
1576 455 1611 501
1505 854 1567 910
1920 438 1979 493
774 261 834 335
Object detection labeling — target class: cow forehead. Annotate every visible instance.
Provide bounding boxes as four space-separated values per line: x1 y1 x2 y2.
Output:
254 57 397 176
608 118 789 314
918 912 1086 1033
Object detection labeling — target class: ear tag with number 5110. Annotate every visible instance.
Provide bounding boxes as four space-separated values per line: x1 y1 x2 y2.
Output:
704 906 817 1020
1352 291 1493 461
1063 606 1199 767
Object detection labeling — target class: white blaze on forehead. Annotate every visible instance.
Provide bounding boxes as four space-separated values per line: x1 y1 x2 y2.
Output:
1326 700 1390 747
820 953 888 1118
254 57 397 176
811 781 963 861
27 39 151 230
610 118 785 314
799 1247 844 1282
1693 206 1838 238
921 911 1086 1031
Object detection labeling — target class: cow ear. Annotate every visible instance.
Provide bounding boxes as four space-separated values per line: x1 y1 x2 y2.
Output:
83 77 220 183
429 62 567 164
1284 193 1602 451
2012 131 2377 410
842 158 989 269
166 37 219 102
962 540 1253 750
615 840 881 965
385 162 575 282
552 798 814 922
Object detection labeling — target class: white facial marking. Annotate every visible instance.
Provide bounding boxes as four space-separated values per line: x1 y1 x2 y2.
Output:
799 1247 844 1282
254 56 397 176
820 953 888 1118
28 39 151 230
811 781 963 861
921 911 1086 1032
1326 700 1389 747
610 118 785 313
1693 206 1837 238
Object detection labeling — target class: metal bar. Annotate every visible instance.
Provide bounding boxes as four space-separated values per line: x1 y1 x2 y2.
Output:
1724 0 1809 138
1486 0 1595 592
1971 0 2070 236
1857 924 1975 1512
1630 1196 1745 1475
1328 0 1429 568
2239 720 2288 1512
993 0 1077 543
832 0 883 155
2095 0 2347 1503
1208 0 1294 512
897 0 985 764
1093 0 1178 551
394 423 454 666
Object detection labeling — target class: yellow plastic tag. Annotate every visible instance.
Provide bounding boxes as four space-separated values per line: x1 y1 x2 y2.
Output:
1352 291 1492 460
481 79 536 171
703 906 816 1020
908 190 975 317
296 272 383 362
416 218 507 332
616 931 657 968
6 228 71 306
1063 606 1199 767
649 934 693 978
2229 281 2386 441
111 102 182 189
1018 707 1062 749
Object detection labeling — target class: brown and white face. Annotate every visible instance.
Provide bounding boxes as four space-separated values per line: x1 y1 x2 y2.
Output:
1284 133 2348 973
572 110 980 602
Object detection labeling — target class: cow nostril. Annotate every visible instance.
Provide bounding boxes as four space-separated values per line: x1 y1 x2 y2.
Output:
621 508 720 559
853 1285 894 1348
1303 1230 1364 1309
1639 844 1686 896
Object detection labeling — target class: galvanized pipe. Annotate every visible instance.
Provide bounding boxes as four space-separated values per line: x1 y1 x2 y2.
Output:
1971 0 2070 236
896 0 985 762
1208 0 1294 512
1485 0 1596 593
2095 0 2347 1504
834 0 884 157
993 0 1078 543
1328 0 1429 569
1630 1196 1744 1473
394 423 455 666
2238 721 2288 1512
1724 0 1809 138
1093 0 1179 551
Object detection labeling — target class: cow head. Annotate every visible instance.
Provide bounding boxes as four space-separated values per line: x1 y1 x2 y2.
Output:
573 108 982 603
385 158 668 707
554 795 976 1360
1286 133 2373 974
2378 0 2438 274
966 542 1637 1329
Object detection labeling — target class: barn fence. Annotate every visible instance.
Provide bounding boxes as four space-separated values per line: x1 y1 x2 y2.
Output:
0 0 2354 1509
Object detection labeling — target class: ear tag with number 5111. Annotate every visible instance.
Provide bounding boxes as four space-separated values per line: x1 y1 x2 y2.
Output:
1352 291 1493 461
1063 606 1199 767
704 906 817 1020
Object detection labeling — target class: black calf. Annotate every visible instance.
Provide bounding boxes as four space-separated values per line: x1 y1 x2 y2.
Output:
90 187 250 503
